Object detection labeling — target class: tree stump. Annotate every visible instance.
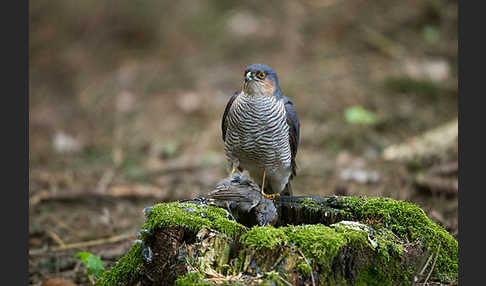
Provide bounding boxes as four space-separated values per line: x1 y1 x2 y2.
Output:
94 191 457 286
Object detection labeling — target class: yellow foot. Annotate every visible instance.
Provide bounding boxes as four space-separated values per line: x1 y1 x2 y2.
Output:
261 190 280 200
259 168 279 200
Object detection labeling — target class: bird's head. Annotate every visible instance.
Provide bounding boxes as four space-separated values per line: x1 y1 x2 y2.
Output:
242 64 280 97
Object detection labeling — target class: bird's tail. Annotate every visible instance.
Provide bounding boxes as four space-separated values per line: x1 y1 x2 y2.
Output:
281 182 293 196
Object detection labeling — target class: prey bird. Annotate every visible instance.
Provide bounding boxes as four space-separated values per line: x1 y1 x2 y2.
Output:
221 64 300 199
205 173 278 226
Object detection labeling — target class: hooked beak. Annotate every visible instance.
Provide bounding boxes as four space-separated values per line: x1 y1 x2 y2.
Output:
245 72 252 83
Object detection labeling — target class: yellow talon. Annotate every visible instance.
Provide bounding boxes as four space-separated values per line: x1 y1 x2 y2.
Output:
260 169 280 200
262 192 280 200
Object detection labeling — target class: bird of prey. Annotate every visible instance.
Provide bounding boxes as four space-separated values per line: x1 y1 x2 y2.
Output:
221 64 300 199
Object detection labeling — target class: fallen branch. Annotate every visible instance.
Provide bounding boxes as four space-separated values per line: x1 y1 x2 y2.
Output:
29 233 135 255
46 229 66 248
383 119 458 163
29 185 173 206
415 173 458 195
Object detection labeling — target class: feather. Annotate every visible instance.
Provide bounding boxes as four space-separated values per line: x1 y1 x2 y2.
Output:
283 96 300 177
221 91 240 142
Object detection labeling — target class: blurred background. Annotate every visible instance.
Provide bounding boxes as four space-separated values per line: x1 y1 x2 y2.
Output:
29 0 457 285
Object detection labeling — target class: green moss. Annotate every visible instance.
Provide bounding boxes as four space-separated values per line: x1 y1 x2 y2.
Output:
298 262 312 278
213 218 246 238
354 265 391 286
260 271 288 286
96 198 457 285
333 220 405 264
343 197 458 282
285 224 346 271
354 262 416 286
174 272 212 286
299 197 321 212
96 202 246 286
143 202 246 237
239 222 403 280
94 242 143 286
375 228 404 263
239 226 287 250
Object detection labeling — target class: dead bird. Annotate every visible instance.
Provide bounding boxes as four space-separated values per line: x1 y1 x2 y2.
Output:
193 172 278 227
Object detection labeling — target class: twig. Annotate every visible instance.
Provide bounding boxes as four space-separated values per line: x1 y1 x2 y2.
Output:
48 215 81 240
418 252 434 277
278 276 293 286
29 190 51 207
29 232 135 255
424 242 441 285
415 174 458 195
46 230 66 248
298 249 315 286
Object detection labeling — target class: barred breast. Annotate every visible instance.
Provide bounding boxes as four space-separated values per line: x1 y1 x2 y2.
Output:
224 92 292 173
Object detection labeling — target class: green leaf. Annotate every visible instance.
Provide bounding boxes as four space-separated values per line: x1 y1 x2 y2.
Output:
76 251 106 278
423 25 439 44
162 142 178 158
76 251 91 263
344 106 377 125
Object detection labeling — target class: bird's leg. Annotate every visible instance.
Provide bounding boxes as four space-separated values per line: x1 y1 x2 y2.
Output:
230 159 240 175
260 168 280 200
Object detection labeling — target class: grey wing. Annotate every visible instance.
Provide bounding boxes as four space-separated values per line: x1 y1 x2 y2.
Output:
283 96 300 177
208 189 254 203
221 91 239 142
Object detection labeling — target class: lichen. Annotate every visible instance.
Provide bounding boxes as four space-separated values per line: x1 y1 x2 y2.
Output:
331 221 403 264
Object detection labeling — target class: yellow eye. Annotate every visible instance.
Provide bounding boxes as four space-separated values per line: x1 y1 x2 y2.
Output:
256 72 266 79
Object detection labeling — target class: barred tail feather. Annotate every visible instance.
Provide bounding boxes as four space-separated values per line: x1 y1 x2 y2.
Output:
281 182 293 196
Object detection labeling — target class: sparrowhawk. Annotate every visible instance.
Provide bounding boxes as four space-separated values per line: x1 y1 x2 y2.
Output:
221 64 300 199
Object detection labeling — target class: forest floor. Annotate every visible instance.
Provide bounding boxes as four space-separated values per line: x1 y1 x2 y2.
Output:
29 1 457 285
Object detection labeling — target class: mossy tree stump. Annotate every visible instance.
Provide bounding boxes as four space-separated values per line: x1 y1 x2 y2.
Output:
95 196 457 286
